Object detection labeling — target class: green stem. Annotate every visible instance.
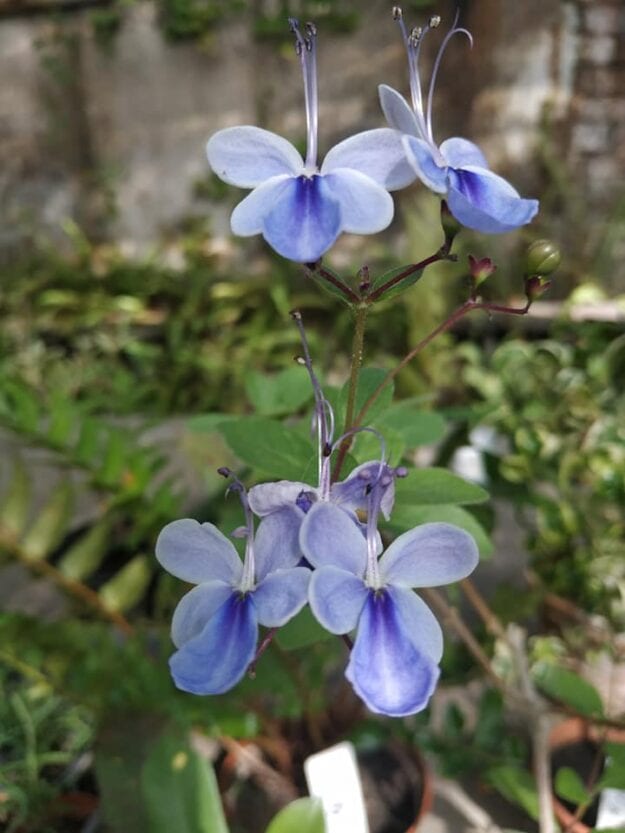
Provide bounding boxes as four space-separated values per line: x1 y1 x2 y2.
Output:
354 298 531 428
332 303 368 480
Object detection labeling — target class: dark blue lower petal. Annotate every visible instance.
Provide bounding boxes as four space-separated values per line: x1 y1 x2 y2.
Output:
346 589 440 717
447 167 538 233
262 175 341 263
169 592 257 695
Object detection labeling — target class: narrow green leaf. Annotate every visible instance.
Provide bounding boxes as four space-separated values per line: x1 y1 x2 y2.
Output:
58 518 113 581
307 265 353 304
141 729 229 833
21 481 73 561
487 764 540 821
387 503 493 557
371 264 424 302
275 607 334 651
376 401 447 447
219 417 315 480
0 457 31 538
74 417 103 464
266 798 325 833
245 366 314 417
394 468 489 506
99 430 129 486
99 555 151 612
554 767 591 805
532 663 604 717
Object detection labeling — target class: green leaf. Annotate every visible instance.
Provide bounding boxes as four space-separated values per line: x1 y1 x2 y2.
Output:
99 555 151 612
275 607 334 651
487 764 540 821
394 468 489 506
351 424 405 467
597 758 625 791
245 366 314 417
142 729 229 833
219 417 315 480
339 368 393 428
376 400 447 447
266 798 325 833
20 481 73 561
0 457 31 539
370 264 424 302
307 264 353 304
58 518 113 581
387 503 493 557
554 767 591 805
532 663 604 717
187 413 235 433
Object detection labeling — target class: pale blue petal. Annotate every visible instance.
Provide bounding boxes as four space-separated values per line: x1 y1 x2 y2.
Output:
207 126 303 187
447 166 539 233
321 129 416 191
309 566 368 634
231 175 293 236
262 175 341 262
300 502 367 575
252 567 310 627
330 461 396 520
345 589 440 717
403 135 448 194
248 480 316 517
380 522 479 588
169 593 257 695
323 169 394 234
440 137 489 170
156 519 242 585
254 506 305 581
378 85 420 137
386 586 443 663
171 580 233 648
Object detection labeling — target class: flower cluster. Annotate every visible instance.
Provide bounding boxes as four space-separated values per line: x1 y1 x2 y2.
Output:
206 11 538 263
156 323 479 716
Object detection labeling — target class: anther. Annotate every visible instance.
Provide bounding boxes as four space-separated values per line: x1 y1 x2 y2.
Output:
295 355 307 366
392 6 402 20
217 466 232 478
305 21 317 38
411 26 422 40
429 15 441 28
290 309 302 321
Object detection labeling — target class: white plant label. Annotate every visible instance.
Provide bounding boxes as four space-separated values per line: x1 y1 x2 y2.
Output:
304 741 369 833
596 788 625 830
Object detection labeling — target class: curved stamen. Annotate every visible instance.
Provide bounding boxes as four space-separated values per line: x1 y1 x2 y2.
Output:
289 18 318 171
331 426 387 475
218 467 256 591
425 11 473 142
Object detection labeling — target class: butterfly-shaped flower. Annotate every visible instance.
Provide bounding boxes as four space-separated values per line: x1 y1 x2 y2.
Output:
156 493 309 695
206 20 413 263
300 477 479 716
374 9 539 234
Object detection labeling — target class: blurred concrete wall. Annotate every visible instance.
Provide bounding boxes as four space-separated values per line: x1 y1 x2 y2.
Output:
1 0 624 256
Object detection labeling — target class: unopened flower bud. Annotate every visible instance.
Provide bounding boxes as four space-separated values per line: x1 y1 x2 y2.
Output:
525 275 552 302
525 239 561 277
468 254 497 289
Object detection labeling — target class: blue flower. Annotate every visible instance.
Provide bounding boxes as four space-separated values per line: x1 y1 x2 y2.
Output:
376 9 539 234
299 480 479 716
156 501 310 695
206 20 413 263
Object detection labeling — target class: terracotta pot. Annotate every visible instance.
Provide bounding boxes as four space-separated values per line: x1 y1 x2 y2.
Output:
549 717 625 833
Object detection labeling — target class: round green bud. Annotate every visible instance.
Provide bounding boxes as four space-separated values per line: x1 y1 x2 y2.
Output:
525 239 561 276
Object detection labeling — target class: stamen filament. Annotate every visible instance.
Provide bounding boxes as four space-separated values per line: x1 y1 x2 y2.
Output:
393 7 429 141
218 467 256 591
425 11 473 142
290 18 318 171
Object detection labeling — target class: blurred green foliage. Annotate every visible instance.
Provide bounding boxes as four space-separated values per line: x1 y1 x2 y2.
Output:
461 321 625 624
